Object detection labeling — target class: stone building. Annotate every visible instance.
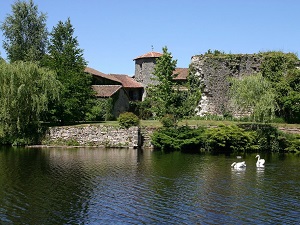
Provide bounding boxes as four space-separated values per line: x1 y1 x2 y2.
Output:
86 51 299 118
133 51 189 99
85 67 143 117
84 50 189 116
133 51 163 99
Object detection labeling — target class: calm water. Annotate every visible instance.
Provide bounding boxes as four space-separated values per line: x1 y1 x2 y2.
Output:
0 147 300 225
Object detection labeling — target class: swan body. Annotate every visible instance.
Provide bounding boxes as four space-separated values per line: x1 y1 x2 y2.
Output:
255 155 265 167
231 161 246 169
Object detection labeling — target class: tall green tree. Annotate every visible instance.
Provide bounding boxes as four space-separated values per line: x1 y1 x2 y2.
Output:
280 69 300 123
1 0 48 62
43 18 95 123
147 46 196 125
0 61 60 145
260 51 300 123
229 73 277 122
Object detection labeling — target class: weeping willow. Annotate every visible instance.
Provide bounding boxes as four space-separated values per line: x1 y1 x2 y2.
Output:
229 73 277 122
0 61 61 145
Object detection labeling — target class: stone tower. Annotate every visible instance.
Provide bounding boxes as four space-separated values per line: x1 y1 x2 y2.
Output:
133 51 162 99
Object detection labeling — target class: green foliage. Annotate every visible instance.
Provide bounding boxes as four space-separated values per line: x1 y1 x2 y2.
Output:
185 64 202 115
118 112 140 128
151 124 298 154
1 0 48 62
66 139 80 146
260 51 300 123
204 125 256 154
42 18 95 123
284 134 300 153
0 61 60 145
205 49 226 55
281 91 300 123
260 51 298 83
148 46 196 123
278 69 300 123
85 98 114 121
160 114 176 127
240 123 295 152
229 73 277 122
151 126 206 153
129 99 153 120
85 99 104 121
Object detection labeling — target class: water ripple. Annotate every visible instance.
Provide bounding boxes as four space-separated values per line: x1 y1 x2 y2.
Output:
1 149 300 224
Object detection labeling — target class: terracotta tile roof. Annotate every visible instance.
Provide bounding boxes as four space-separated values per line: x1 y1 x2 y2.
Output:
92 85 122 97
85 67 121 83
173 68 189 80
110 74 143 88
85 67 144 88
134 51 163 60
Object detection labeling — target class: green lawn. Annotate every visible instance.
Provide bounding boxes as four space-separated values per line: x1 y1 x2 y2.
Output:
102 119 300 130
48 119 300 131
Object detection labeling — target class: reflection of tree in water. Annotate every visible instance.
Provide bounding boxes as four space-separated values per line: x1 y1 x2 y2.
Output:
0 147 96 224
2 149 300 224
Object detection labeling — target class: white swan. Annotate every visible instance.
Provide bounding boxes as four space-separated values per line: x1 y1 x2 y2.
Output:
255 155 265 167
231 161 246 169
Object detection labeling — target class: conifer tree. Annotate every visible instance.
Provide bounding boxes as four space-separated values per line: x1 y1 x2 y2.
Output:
43 18 95 123
148 46 196 125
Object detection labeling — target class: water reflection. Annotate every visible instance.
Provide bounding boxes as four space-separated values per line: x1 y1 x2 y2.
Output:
256 167 265 173
231 167 246 174
0 148 300 224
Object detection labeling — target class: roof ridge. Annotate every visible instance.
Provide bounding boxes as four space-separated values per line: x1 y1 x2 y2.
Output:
92 84 122 86
133 51 163 60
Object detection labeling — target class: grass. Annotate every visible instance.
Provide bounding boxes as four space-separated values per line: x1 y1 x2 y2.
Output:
45 119 300 131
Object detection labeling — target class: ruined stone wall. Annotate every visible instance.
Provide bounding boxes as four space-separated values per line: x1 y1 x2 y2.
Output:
44 125 140 148
190 54 262 116
43 125 156 149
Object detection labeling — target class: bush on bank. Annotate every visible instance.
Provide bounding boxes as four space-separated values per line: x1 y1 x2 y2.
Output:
118 112 140 128
151 123 300 154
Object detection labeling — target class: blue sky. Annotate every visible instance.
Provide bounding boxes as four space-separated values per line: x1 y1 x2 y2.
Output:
0 0 299 76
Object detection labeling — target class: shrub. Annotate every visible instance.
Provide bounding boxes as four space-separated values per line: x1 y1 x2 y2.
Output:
118 112 140 128
85 98 114 121
151 126 206 153
239 123 288 152
204 125 256 154
284 134 300 153
151 123 300 154
160 114 176 127
129 99 153 120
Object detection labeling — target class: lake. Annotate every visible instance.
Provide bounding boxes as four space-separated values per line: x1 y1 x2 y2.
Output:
0 147 299 224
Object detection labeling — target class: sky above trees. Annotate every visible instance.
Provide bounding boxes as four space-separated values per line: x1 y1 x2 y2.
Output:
1 0 299 76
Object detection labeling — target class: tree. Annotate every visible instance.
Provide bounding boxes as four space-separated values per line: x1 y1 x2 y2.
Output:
147 47 177 122
229 73 277 122
147 46 196 125
280 69 300 123
42 18 95 123
260 52 300 123
0 61 60 145
1 0 48 62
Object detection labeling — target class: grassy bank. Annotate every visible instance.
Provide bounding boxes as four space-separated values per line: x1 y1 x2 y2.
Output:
131 119 300 131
